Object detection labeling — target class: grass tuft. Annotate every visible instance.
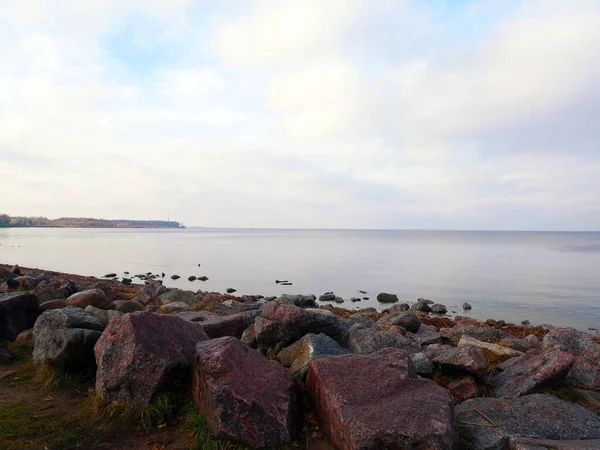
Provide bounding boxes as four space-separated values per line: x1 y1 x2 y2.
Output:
91 392 175 429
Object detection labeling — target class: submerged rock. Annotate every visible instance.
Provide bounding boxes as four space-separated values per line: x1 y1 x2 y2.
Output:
307 348 455 450
376 292 399 303
193 336 300 448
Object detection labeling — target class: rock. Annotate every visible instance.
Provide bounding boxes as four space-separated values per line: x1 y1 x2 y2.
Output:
226 288 236 294
170 274 180 280
387 303 409 314
418 298 435 305
378 311 421 333
95 312 209 404
84 305 109 325
279 294 317 308
363 297 369 300
112 300 143 313
509 437 600 450
160 301 190 313
411 352 434 376
307 348 455 450
486 319 497 327
277 333 350 381
430 303 448 314
66 289 111 309
193 336 300 448
122 278 132 285
0 292 40 341
521 320 531 326
15 328 34 346
462 302 472 310
446 376 480 402
103 273 117 278
543 328 600 387
411 299 432 313
33 279 77 303
407 323 443 346
158 289 201 306
458 335 523 363
490 351 574 398
340 315 419 355
133 281 167 305
188 276 197 281
306 308 335 316
350 297 361 302
39 299 67 311
33 307 104 372
14 276 40 290
498 337 533 353
334 296 344 303
319 293 336 302
429 345 489 376
0 267 17 281
441 324 513 344
10 264 21 275
524 334 543 349
176 310 260 339
223 299 244 308
198 276 209 281
457 394 600 450
376 292 399 303
241 324 257 346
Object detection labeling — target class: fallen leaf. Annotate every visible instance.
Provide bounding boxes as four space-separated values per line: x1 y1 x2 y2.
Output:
44 396 54 402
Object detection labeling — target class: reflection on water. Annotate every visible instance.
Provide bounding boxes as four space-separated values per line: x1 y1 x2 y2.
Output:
1 228 599 330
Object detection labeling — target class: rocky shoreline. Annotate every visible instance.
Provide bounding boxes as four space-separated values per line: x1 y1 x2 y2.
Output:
2 263 600 449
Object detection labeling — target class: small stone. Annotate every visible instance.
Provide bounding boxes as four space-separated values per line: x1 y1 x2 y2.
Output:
171 274 180 280
319 293 336 302
226 288 236 294
462 302 472 310
188 276 197 281
521 320 530 325
334 296 344 304
103 273 117 278
376 292 399 303
122 278 132 285
198 276 209 281
430 303 447 314
350 297 361 302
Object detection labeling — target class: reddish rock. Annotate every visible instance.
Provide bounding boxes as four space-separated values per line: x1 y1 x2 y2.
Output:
133 281 167 305
66 289 112 309
95 311 209 404
377 323 407 335
543 328 600 387
509 437 600 449
193 336 300 448
306 348 455 450
176 310 260 339
112 300 143 313
39 299 67 311
429 345 489 375
446 376 480 403
202 293 225 303
0 292 40 341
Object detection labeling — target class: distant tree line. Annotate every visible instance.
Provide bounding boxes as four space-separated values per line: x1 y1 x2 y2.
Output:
0 213 181 228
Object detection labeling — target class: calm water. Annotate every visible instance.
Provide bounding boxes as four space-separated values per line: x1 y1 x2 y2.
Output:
1 228 599 330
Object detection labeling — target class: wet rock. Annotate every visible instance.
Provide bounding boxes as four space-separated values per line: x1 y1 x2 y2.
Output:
457 394 600 450
490 351 574 398
376 292 399 303
176 310 260 339
277 333 350 381
307 348 455 450
378 311 421 333
543 328 600 387
0 292 40 341
66 289 112 309
319 293 336 302
458 335 523 363
446 376 480 402
158 289 201 306
407 323 443 346
193 336 300 448
223 299 244 308
40 299 67 311
418 298 435 305
160 301 190 314
103 273 117 278
334 296 344 303
279 294 317 308
429 345 489 376
524 334 543 349
521 320 531 326
188 276 197 281
351 297 361 302
198 276 209 281
226 288 236 293
509 437 600 449
95 312 209 404
112 300 143 313
431 304 448 314
462 302 472 310
33 307 104 372
411 352 434 376
121 278 132 285
171 274 180 280
412 299 432 313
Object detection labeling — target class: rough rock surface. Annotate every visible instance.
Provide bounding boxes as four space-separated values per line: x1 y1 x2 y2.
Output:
33 307 104 371
524 334 543 349
33 279 77 303
543 328 600 387
112 300 143 313
408 323 443 346
95 312 209 404
411 352 434 376
176 310 260 339
279 294 317 308
307 348 455 450
458 335 523 363
490 351 574 398
133 281 167 305
277 333 350 380
446 376 480 402
193 336 300 448
0 292 40 341
429 345 489 375
378 311 421 333
441 324 514 344
66 289 111 309
339 315 419 355
430 303 448 314
158 289 201 306
160 301 190 313
15 328 34 346
509 437 600 449
411 299 432 313
40 299 67 311
84 306 123 326
457 394 600 450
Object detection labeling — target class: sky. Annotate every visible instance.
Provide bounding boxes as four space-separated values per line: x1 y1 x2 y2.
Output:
1 0 599 230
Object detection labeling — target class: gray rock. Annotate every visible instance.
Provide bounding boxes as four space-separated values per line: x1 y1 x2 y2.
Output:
33 307 104 372
160 301 190 313
376 292 399 303
277 333 350 380
133 281 167 305
490 351 574 398
226 288 236 294
509 437 600 450
334 296 344 304
430 303 448 314
279 294 317 308
418 298 435 305
33 279 77 303
158 289 201 306
411 299 432 313
112 300 143 313
429 345 489 375
350 297 361 302
378 311 421 333
543 328 600 387
411 352 434 376
457 394 600 450
462 302 472 310
223 299 244 308
387 303 409 314
319 293 336 302
407 324 443 346
524 334 543 349
0 292 40 341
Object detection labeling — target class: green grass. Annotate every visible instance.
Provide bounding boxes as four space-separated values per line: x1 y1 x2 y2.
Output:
181 402 249 450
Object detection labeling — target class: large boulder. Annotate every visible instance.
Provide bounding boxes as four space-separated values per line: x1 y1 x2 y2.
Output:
457 394 600 450
66 289 112 309
193 337 300 448
542 328 600 387
378 311 421 333
0 292 40 341
95 311 209 404
490 351 574 398
133 281 167 305
33 307 104 372
458 335 523 363
307 348 456 449
428 345 489 376
339 314 419 355
176 310 260 339
33 279 77 303
376 292 399 303
277 333 350 380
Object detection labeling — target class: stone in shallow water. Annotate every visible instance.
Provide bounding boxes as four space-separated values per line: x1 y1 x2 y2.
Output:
307 348 455 450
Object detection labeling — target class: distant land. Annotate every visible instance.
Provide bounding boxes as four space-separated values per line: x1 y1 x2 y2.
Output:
0 213 182 229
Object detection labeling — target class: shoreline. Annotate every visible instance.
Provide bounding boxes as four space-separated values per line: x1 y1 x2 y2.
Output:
2 263 600 449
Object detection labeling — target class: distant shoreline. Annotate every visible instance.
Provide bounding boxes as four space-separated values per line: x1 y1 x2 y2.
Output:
0 214 183 229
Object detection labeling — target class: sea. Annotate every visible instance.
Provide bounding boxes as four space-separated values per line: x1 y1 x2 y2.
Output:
1 228 599 331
